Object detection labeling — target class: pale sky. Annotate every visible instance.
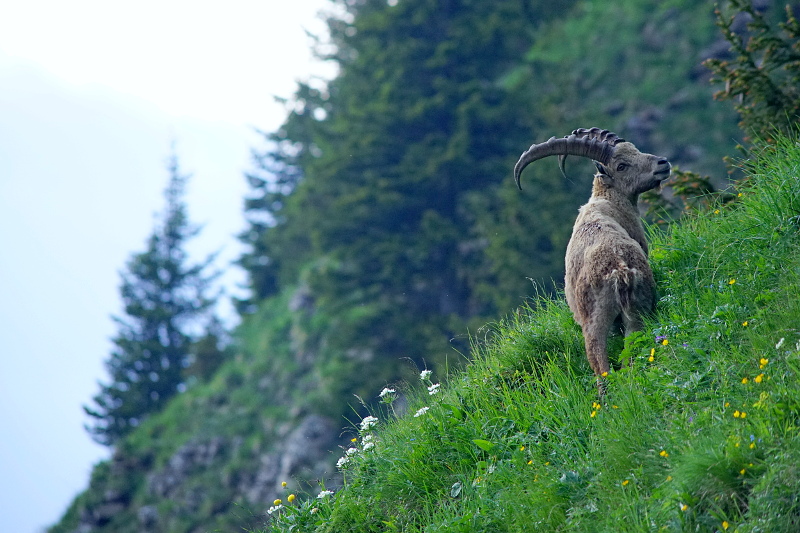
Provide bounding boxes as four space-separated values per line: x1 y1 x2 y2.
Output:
0 2 334 531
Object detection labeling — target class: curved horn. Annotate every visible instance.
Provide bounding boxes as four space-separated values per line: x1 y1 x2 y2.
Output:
513 127 625 190
571 127 626 146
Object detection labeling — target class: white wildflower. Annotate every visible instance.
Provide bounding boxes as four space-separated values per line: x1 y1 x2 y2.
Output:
776 337 785 350
360 415 379 431
362 434 373 443
267 505 284 515
414 406 430 417
363 441 375 451
317 490 335 499
345 447 358 456
379 387 396 398
420 370 433 381
336 456 350 469
428 383 441 395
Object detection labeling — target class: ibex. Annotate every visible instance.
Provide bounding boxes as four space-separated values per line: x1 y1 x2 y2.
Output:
514 127 671 393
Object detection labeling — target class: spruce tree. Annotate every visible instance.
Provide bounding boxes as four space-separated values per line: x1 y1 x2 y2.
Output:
705 0 800 140
85 156 219 446
238 0 557 392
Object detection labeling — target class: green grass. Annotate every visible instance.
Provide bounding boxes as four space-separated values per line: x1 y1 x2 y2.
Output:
260 133 800 533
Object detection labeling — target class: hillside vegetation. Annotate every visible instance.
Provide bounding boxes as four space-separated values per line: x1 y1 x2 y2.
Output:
49 0 789 531
262 134 800 532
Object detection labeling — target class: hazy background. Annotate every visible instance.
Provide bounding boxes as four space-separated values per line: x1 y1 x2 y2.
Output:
0 1 332 531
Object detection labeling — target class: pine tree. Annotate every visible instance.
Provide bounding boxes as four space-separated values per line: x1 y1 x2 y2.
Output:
238 0 557 388
705 1 800 140
85 156 219 446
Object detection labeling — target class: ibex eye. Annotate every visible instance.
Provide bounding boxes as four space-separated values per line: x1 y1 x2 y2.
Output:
617 163 627 171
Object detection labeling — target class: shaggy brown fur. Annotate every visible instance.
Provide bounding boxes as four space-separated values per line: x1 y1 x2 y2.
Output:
515 130 670 393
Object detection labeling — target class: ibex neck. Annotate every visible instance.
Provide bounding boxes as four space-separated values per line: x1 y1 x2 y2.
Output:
589 175 648 254
591 176 639 209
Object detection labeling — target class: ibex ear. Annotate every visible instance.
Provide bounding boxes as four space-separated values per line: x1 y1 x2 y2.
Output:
594 161 613 185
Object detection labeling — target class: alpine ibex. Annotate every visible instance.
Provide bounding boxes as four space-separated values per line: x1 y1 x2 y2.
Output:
514 127 671 393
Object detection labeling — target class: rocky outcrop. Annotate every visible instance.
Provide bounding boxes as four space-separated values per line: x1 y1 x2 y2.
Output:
238 414 340 505
67 414 341 533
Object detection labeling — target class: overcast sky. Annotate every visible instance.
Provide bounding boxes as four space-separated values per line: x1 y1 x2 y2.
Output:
0 2 334 531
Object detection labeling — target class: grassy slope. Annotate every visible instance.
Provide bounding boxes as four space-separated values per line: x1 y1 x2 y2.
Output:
262 134 800 533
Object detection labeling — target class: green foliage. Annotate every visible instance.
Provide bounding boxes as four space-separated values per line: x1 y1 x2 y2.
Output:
84 156 221 446
641 168 738 226
705 0 800 140
261 132 800 532
237 0 742 410
239 0 577 398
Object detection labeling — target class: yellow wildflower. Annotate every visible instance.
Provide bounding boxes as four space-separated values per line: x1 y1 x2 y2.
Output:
750 442 756 449
662 339 669 346
288 494 296 503
680 503 689 511
759 358 769 369
520 446 525 451
723 521 730 530
659 450 669 458
281 481 288 488
666 475 673 482
601 371 609 377
273 499 282 506
740 469 746 475
734 410 741 418
742 377 749 384
590 410 597 418
742 321 749 327
755 373 764 384
729 278 736 285
622 479 630 486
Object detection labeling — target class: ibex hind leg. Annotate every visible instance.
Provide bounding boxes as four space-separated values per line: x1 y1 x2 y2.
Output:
581 315 615 396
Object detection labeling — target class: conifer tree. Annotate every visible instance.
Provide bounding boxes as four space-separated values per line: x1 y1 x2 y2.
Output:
705 0 800 140
238 0 558 389
85 156 219 445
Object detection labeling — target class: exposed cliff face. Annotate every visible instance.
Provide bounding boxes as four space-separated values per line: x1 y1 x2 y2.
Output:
64 414 343 533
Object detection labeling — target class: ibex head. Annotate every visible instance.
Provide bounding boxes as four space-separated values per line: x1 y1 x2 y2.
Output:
514 127 671 197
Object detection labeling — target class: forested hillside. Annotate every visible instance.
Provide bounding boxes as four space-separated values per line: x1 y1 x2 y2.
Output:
237 0 740 408
49 0 775 531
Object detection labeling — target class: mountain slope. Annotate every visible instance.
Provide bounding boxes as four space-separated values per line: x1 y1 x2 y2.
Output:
262 133 800 532
49 0 755 531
